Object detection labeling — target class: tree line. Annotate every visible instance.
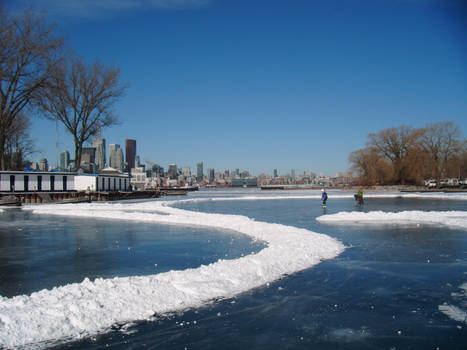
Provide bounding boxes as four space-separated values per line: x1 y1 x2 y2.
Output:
349 122 467 186
0 7 126 171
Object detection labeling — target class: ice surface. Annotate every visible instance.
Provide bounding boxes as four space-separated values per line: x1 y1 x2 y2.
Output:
0 200 345 349
438 282 467 324
317 210 467 230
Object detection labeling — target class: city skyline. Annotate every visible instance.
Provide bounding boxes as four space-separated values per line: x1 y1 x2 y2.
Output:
6 0 467 176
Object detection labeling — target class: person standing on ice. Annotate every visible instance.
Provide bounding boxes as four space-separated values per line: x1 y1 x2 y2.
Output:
321 189 328 208
354 189 364 205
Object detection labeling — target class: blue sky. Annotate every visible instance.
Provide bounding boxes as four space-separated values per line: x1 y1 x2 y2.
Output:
5 0 467 176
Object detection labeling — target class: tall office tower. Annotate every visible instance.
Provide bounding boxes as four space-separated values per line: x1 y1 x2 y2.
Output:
168 164 177 179
60 150 70 170
208 168 215 183
39 158 48 171
81 147 96 165
235 168 240 177
273 169 278 179
93 137 106 170
135 155 141 168
196 162 203 182
291 169 296 180
109 144 124 172
183 167 191 177
125 139 136 171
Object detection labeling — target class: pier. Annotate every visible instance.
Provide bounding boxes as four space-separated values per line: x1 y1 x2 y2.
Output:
0 189 164 204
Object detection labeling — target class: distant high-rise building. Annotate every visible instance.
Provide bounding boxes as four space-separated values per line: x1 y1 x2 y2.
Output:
208 168 215 183
168 164 177 179
125 139 136 171
59 150 70 170
81 147 96 166
196 162 203 182
273 169 278 178
291 169 296 180
93 137 106 170
183 167 191 177
135 155 141 169
109 144 124 172
39 158 48 172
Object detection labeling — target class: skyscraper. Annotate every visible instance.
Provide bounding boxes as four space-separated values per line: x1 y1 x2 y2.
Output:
59 150 70 170
93 137 106 170
208 168 215 183
109 144 124 172
168 164 177 179
125 139 136 171
196 162 203 182
81 147 96 165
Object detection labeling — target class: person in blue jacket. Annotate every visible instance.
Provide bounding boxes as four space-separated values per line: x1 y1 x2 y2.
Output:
321 188 328 207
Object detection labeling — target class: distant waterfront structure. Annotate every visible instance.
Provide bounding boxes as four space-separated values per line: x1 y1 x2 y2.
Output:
197 162 203 182
125 139 136 171
183 167 191 177
109 144 124 172
59 151 70 171
273 169 278 179
291 169 296 180
93 137 106 170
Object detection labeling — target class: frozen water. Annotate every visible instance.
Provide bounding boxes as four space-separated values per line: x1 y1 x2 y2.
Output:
0 199 344 348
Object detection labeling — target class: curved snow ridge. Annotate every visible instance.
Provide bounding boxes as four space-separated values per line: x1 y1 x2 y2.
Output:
316 210 467 230
1 201 345 349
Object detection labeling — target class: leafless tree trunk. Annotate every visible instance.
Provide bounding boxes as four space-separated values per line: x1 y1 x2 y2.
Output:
0 8 63 170
38 54 126 169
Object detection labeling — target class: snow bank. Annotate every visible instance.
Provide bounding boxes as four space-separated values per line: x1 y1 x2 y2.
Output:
0 200 345 349
316 210 467 230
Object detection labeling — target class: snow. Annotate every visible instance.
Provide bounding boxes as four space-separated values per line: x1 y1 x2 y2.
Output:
0 200 345 349
316 210 467 230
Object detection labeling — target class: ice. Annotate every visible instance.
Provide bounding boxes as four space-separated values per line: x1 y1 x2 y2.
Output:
438 283 467 324
0 200 345 349
316 210 467 230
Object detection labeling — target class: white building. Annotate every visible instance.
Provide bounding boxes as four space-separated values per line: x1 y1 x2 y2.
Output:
1 170 129 193
1 171 74 192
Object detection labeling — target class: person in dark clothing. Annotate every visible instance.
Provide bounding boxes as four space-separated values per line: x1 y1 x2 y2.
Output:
321 189 328 207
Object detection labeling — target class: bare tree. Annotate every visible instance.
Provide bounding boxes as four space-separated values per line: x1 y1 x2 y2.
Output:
4 113 35 169
39 54 126 169
367 126 423 184
349 148 391 185
419 121 465 180
0 7 63 169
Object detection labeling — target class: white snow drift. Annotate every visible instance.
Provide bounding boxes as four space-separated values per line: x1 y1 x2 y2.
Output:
0 200 344 349
317 210 467 230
